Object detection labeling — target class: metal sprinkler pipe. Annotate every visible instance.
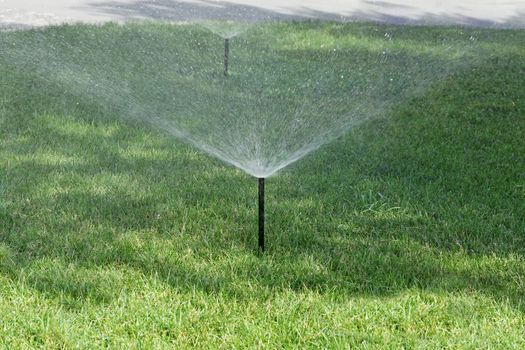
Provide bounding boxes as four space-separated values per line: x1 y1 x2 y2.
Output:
258 177 265 251
224 38 229 76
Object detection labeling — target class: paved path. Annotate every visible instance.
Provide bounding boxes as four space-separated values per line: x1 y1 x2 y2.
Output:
1 0 524 29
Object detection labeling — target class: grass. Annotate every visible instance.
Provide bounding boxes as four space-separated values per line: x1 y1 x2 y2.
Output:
0 21 524 348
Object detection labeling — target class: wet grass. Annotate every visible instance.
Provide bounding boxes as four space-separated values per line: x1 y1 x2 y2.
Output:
1 22 525 348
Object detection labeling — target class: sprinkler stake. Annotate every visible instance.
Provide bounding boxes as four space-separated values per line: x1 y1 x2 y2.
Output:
258 177 265 252
224 38 229 76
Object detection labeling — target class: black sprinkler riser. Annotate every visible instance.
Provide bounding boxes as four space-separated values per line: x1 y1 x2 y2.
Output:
224 38 229 76
258 177 265 252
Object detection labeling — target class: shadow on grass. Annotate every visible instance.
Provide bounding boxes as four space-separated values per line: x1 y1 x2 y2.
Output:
0 24 524 312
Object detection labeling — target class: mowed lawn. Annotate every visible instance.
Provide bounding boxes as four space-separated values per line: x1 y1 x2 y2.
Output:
0 22 524 348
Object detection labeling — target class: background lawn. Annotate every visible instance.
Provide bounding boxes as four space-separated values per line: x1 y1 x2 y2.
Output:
0 22 524 348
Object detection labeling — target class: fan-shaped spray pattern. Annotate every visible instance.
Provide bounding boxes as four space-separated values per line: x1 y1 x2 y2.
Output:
0 22 481 177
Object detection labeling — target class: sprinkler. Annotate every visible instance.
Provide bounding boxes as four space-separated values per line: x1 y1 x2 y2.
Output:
224 38 229 76
258 177 265 251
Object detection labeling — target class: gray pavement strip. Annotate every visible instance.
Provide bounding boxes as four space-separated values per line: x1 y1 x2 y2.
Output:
1 0 524 29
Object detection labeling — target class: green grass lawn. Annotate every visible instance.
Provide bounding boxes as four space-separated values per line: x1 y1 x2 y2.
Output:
1 21 524 348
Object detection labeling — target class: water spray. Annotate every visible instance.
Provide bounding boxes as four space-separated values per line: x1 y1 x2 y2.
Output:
258 177 265 251
2 24 480 254
224 38 229 76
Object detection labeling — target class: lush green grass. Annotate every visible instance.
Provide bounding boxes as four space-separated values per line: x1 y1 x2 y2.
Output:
1 21 524 348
